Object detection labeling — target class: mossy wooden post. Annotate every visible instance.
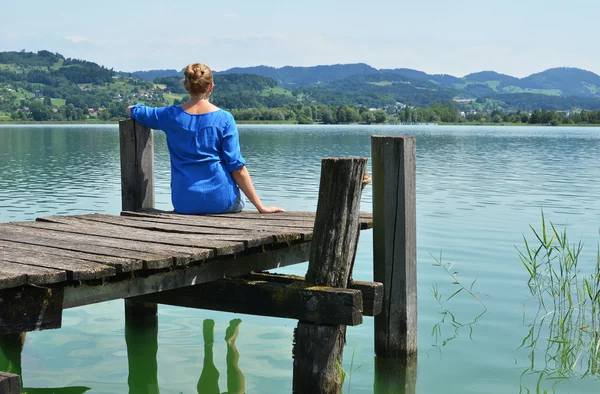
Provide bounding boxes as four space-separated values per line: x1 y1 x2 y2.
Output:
292 157 367 394
119 118 158 319
371 135 417 358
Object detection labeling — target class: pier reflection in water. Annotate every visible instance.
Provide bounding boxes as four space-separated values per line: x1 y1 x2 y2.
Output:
0 333 90 393
125 317 245 394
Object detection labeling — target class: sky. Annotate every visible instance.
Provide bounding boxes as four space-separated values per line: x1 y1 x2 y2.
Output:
1 0 598 78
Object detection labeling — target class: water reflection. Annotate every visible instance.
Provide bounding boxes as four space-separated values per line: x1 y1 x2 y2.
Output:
125 316 159 394
374 357 417 394
0 333 91 393
197 319 245 394
124 318 245 394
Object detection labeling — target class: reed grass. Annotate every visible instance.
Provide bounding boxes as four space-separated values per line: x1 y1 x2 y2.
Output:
430 252 487 350
517 212 600 392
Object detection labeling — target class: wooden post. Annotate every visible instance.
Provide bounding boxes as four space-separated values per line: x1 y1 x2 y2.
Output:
119 119 157 319
371 135 417 358
0 372 20 394
292 157 367 394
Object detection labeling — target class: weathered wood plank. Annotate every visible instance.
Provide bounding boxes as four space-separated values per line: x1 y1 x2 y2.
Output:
125 209 374 229
45 214 282 247
0 372 20 394
3 222 214 265
135 276 364 326
293 157 367 394
30 217 244 255
121 211 313 241
120 118 154 212
63 241 311 309
242 272 383 316
0 246 115 281
372 135 418 358
0 239 139 273
0 261 66 288
0 226 173 270
0 285 64 334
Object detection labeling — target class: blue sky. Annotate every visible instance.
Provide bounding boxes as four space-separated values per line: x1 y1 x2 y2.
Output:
1 0 597 77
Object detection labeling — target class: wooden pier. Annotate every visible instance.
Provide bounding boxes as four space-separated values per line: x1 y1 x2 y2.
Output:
0 120 417 394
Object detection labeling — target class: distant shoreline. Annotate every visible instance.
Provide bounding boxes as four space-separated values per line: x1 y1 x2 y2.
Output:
0 120 599 127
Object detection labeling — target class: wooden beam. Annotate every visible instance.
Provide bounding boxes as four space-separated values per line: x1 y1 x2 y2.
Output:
63 241 311 309
0 286 63 335
241 272 383 316
0 372 20 394
372 135 418 358
293 157 367 394
134 276 364 326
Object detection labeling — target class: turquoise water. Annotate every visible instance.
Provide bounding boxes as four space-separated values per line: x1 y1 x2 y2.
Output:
1 124 600 393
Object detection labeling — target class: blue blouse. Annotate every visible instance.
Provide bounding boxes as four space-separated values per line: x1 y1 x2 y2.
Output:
130 104 246 214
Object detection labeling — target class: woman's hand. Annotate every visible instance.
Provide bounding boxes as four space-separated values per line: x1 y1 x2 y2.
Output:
258 205 286 214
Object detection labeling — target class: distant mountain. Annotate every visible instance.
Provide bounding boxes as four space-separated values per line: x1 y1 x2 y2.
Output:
132 69 182 81
217 63 379 87
463 71 520 86
517 67 600 96
380 68 464 86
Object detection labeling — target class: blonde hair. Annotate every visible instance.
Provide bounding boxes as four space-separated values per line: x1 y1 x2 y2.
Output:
184 63 213 99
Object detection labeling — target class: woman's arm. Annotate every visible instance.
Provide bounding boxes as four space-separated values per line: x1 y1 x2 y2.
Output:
231 166 285 214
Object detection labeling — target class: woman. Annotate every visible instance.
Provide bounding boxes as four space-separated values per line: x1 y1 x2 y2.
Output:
126 63 284 215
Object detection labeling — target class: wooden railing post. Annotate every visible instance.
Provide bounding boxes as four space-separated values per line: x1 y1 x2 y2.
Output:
371 135 417 358
119 119 157 319
292 157 367 394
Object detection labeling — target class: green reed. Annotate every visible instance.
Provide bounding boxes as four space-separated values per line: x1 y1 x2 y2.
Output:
517 212 600 392
430 252 487 350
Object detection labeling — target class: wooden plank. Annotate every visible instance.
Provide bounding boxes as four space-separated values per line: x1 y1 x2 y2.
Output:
63 241 311 309
372 135 418 358
0 285 64 334
242 272 383 316
0 226 173 270
0 261 66 288
45 214 282 247
0 239 140 273
120 211 312 241
29 217 244 256
293 157 367 394
0 372 20 394
120 118 154 212
125 209 373 229
0 246 115 281
136 276 363 326
6 220 215 264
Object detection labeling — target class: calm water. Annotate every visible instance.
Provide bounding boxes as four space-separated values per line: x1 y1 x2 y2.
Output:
1 124 600 393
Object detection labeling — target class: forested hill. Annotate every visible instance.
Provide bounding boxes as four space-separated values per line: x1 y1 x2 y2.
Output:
1 50 600 124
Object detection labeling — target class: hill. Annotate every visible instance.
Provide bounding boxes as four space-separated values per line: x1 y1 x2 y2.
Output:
1 50 600 125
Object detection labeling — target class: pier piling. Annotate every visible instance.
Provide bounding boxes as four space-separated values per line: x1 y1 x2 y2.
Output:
119 119 158 320
292 157 367 394
372 135 417 359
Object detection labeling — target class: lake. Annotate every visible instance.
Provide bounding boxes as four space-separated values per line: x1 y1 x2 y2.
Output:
1 124 600 394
